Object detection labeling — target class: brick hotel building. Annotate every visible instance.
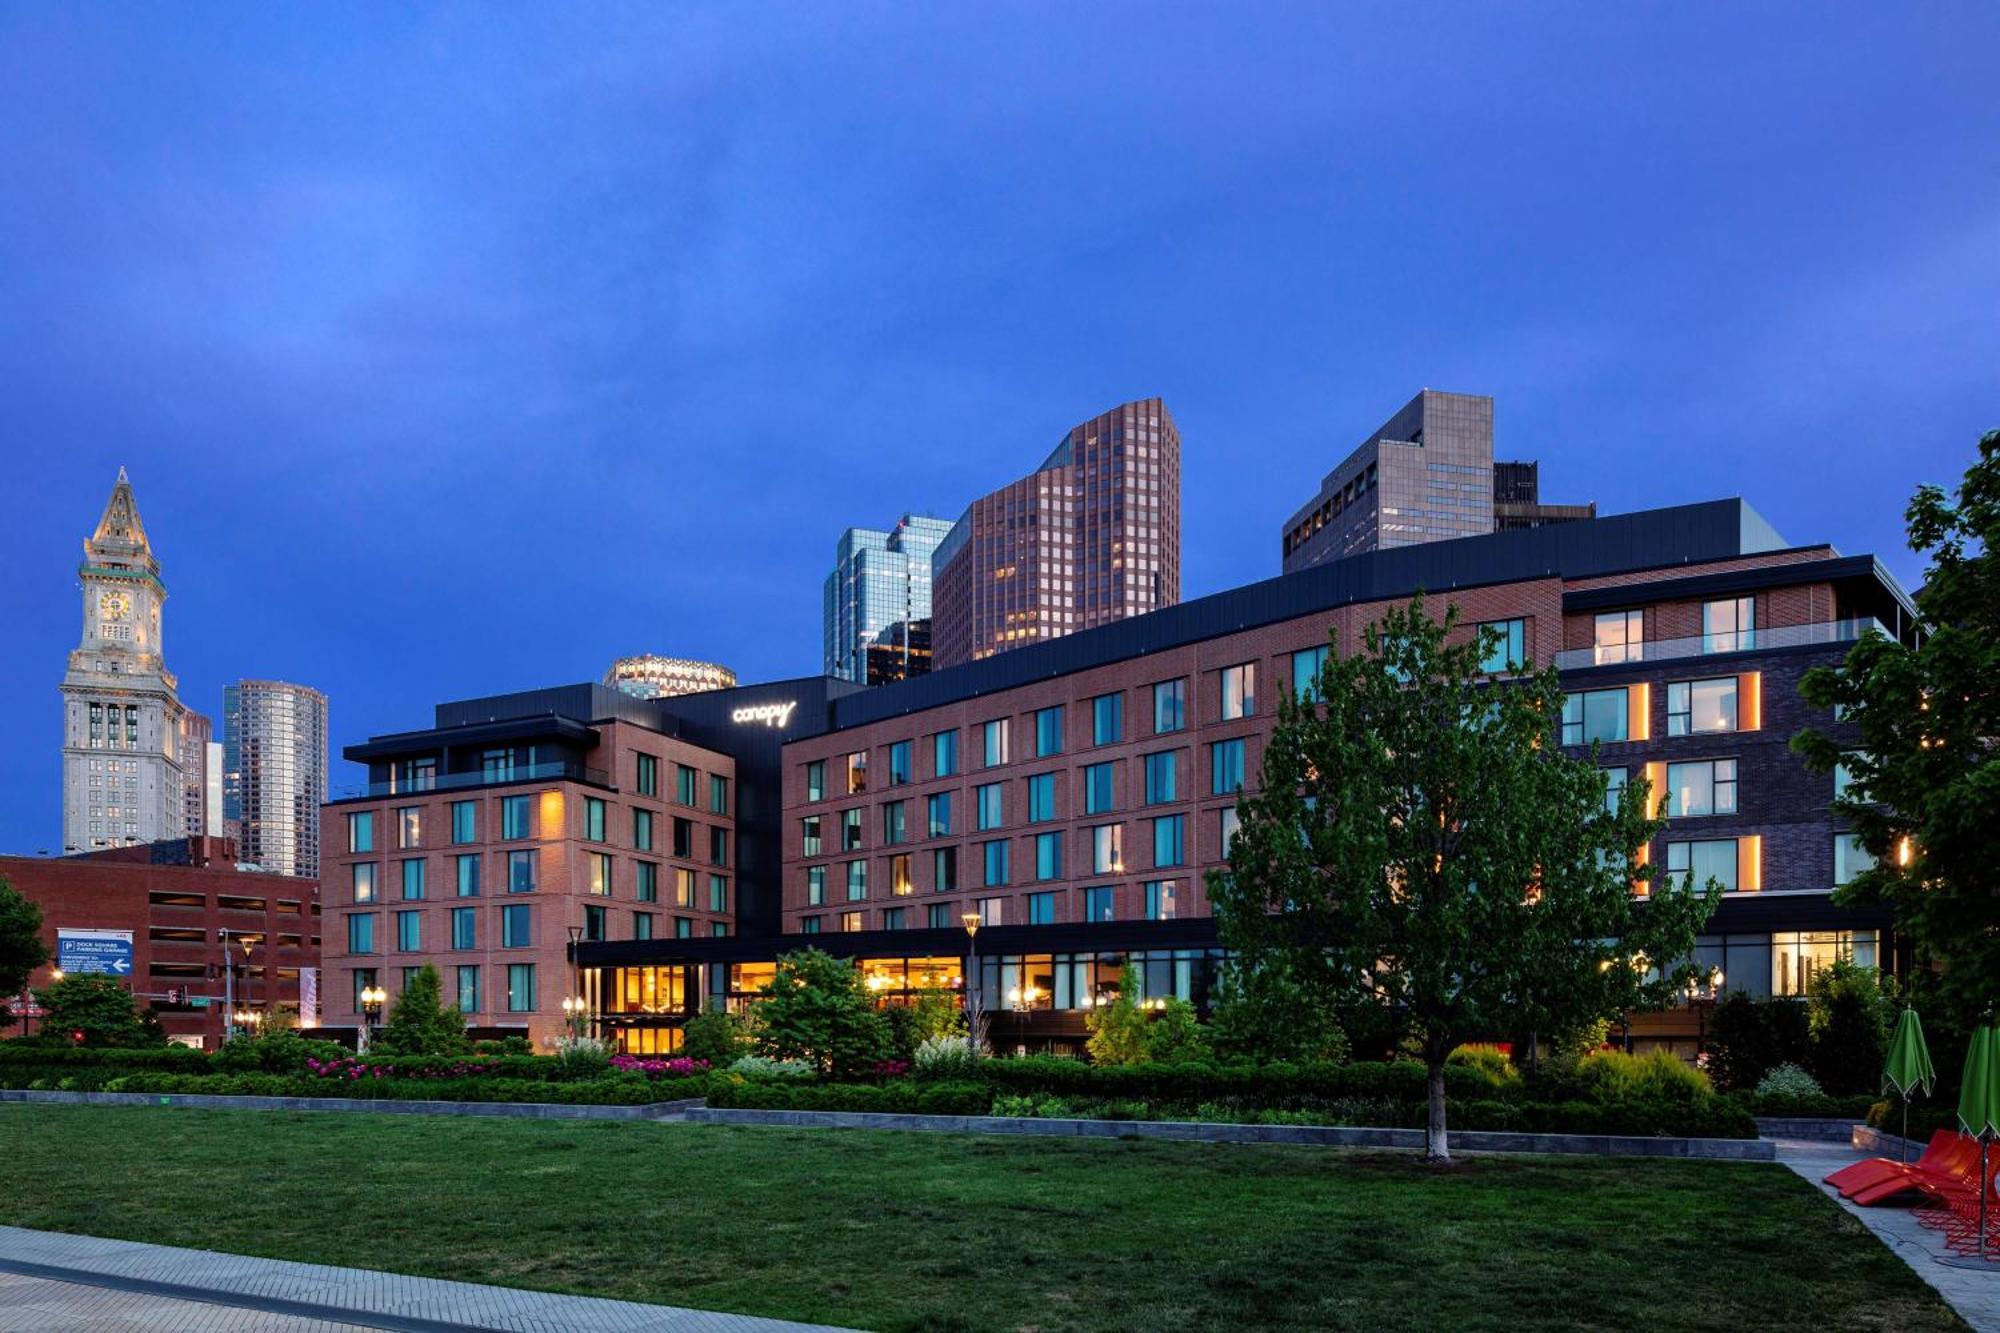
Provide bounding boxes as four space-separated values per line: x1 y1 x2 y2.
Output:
326 499 1918 1056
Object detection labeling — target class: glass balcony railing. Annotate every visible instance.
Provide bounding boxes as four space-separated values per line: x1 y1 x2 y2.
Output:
332 760 611 802
1553 618 1888 672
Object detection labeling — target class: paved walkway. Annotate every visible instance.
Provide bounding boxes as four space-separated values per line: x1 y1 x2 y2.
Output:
0 1226 853 1333
1770 1137 2000 1332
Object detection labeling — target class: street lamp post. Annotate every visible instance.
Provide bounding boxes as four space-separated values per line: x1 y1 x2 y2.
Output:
566 925 586 1044
359 984 386 1053
961 912 982 1060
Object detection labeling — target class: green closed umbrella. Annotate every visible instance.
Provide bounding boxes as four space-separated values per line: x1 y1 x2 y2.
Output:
1883 1007 1937 1161
1956 1021 2000 1261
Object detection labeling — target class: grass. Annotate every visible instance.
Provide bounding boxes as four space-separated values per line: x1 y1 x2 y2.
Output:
0 1105 1966 1333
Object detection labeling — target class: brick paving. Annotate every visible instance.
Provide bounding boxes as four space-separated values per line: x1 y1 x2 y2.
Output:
1770 1137 2000 1332
0 1226 853 1333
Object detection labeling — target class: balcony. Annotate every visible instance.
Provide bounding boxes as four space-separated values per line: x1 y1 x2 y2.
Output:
1553 618 1887 672
331 760 611 802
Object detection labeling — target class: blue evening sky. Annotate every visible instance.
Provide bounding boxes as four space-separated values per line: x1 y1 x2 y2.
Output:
1 5 1994 853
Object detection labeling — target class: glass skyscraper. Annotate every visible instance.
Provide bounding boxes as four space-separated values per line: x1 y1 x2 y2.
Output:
822 515 954 683
223 679 328 877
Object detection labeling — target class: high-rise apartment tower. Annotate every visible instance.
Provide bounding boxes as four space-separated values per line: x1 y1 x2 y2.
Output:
223 679 328 877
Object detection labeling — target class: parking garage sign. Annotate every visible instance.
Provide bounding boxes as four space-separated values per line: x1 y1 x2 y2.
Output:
57 928 134 977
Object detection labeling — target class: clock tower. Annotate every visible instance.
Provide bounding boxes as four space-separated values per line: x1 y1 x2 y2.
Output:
61 468 186 853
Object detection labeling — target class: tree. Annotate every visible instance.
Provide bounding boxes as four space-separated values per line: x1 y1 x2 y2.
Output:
1209 596 1718 1161
373 965 469 1055
1143 997 1210 1064
0 877 48 1000
1807 960 1898 1095
1793 429 2000 1037
1084 964 1149 1066
1208 957 1348 1065
32 972 161 1047
680 1006 750 1067
754 949 890 1077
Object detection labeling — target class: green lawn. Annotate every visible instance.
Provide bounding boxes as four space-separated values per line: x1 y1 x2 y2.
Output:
0 1106 1964 1333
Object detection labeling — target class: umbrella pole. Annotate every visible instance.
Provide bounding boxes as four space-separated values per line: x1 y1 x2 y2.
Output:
1981 1136 1990 1263
1902 1094 1910 1164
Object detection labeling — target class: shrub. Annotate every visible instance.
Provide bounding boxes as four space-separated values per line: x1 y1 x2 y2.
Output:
992 1092 1073 1118
472 1036 533 1056
729 1054 814 1079
1754 1062 1825 1101
706 1079 990 1116
1575 1050 1711 1104
1704 992 1813 1092
548 1035 613 1078
680 1008 750 1069
214 1031 349 1074
1143 998 1210 1064
754 949 890 1077
1447 1043 1523 1090
372 965 470 1056
1085 965 1149 1066
912 1035 983 1081
1807 962 1897 1095
29 973 163 1048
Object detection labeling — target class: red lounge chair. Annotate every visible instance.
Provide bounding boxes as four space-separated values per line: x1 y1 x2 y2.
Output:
1850 1135 1984 1208
1825 1129 1965 1197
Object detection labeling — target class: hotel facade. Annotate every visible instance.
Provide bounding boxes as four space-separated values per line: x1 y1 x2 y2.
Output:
323 499 1916 1056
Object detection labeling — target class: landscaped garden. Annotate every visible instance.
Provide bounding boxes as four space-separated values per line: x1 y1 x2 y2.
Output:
0 1103 1970 1333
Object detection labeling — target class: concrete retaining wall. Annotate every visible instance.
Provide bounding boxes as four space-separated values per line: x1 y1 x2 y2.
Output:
1852 1123 1929 1158
0 1088 702 1121
1753 1115 1863 1141
684 1107 1776 1159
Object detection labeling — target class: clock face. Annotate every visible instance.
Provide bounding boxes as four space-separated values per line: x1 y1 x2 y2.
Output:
99 591 131 620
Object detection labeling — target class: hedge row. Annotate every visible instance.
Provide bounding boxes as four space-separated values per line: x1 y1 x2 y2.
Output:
82 1072 717 1105
966 1058 1515 1105
706 1079 992 1116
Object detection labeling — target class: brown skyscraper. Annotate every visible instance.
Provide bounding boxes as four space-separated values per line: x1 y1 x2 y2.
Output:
932 399 1180 669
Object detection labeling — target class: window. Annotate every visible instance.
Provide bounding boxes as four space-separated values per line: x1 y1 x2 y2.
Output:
1084 763 1115 814
974 897 1005 927
806 760 826 802
1479 619 1526 674
1292 645 1328 699
709 874 728 914
1144 751 1177 804
802 815 823 857
1092 824 1123 874
1028 891 1056 925
587 852 613 896
1153 815 1186 868
1144 880 1178 920
1035 830 1064 880
1026 773 1056 822
982 840 1010 886
636 753 658 797
1153 679 1186 733
481 748 515 783
347 812 374 853
887 740 913 786
1561 688 1629 745
676 869 697 908
396 910 422 952
883 907 907 931
506 850 536 893
926 792 953 837
633 912 654 941
927 904 951 929
1092 693 1123 745
932 846 959 892
351 968 378 1015
501 795 531 840
583 904 607 942
1703 597 1756 654
456 965 479 1013
1082 886 1115 922
840 911 864 933
801 915 823 934
397 806 421 849
346 913 375 954
839 810 861 851
633 808 654 852
982 718 1010 767
1666 760 1737 817
635 861 658 903
1221 663 1257 720
1035 706 1064 757
806 865 826 906
400 858 425 900
881 801 908 846
1219 807 1241 858
1834 833 1875 886
1594 610 1644 665
455 854 480 897
1666 839 1738 892
501 904 532 948
1211 739 1246 795
710 774 729 815
932 730 958 777
1603 767 1628 813
1667 677 1739 736
889 854 913 896
976 783 1004 830
506 963 535 1012
847 860 867 900
351 862 378 903
679 764 700 805
582 797 605 842
1834 753 1868 802
1773 931 1878 997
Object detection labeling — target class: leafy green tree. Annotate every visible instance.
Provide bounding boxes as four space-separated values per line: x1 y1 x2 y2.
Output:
680 1006 750 1067
1793 429 2000 1036
1208 957 1347 1065
1807 960 1898 1095
1085 964 1150 1066
373 965 469 1055
754 949 890 1077
0 877 48 999
32 972 161 1047
1142 997 1210 1064
1209 597 1717 1160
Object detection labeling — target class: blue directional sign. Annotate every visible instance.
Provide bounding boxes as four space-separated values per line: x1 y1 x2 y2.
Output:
57 929 134 977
